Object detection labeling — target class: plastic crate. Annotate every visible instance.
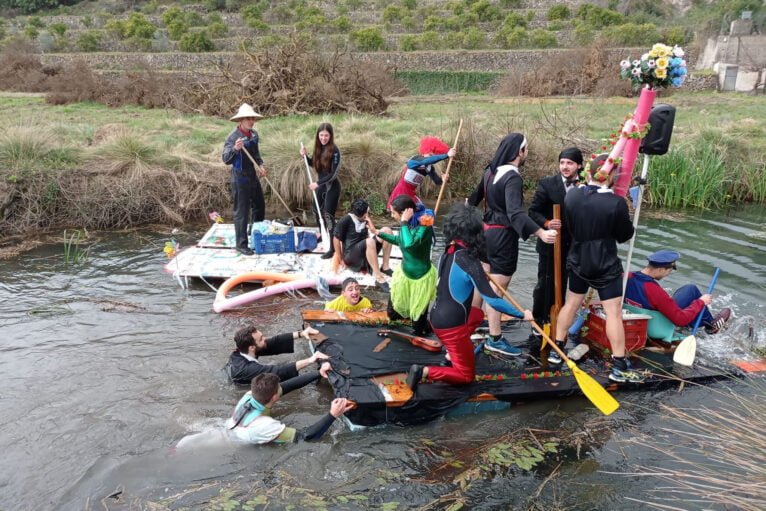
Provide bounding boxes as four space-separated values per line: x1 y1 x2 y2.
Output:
583 306 651 353
250 229 295 254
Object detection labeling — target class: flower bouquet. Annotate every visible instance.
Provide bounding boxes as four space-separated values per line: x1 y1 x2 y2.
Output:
620 43 687 89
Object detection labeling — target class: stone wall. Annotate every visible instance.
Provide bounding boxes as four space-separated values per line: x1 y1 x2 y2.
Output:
40 48 611 73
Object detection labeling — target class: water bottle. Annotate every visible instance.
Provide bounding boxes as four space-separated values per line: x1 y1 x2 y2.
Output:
567 343 590 362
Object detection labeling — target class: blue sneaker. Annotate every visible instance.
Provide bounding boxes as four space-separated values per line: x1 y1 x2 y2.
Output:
485 337 522 357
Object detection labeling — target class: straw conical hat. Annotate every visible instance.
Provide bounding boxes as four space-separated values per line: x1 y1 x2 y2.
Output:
230 103 264 122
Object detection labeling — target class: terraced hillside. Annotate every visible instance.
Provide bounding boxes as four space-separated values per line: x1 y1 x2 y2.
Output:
2 0 697 75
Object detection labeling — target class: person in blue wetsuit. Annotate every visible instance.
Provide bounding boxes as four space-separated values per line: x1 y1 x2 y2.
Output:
405 204 533 391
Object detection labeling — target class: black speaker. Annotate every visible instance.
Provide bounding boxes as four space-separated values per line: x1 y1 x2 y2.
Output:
640 104 676 155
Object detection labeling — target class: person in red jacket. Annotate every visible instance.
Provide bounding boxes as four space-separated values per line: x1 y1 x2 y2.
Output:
625 250 731 334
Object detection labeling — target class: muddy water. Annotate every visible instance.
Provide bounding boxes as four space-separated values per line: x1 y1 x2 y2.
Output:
0 206 764 510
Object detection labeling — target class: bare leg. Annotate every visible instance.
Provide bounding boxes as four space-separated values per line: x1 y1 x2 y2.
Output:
487 273 511 337
555 291 585 342
365 237 384 281
379 227 393 271
601 296 626 358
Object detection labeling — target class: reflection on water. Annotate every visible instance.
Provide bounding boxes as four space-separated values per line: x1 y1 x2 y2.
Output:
0 206 764 510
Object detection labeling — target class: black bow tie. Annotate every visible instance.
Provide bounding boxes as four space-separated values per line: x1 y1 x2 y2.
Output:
565 179 578 187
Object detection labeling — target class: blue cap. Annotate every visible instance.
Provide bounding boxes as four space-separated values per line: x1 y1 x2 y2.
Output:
647 250 680 268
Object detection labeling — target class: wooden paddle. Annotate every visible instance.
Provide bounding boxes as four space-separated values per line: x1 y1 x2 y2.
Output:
486 273 620 416
433 119 463 215
240 144 301 222
674 268 721 366
549 204 563 346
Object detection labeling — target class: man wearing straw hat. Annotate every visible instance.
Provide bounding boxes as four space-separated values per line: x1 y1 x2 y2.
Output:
223 103 267 256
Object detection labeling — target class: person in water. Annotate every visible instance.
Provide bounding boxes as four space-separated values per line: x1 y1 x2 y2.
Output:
405 204 533 391
300 122 342 259
625 250 731 334
222 103 267 257
553 154 641 383
387 136 456 209
324 277 373 313
175 372 351 449
226 373 355 444
468 133 557 357
224 324 331 385
372 194 437 336
332 198 393 290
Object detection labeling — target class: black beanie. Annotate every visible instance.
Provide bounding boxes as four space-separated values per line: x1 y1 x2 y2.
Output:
558 147 583 166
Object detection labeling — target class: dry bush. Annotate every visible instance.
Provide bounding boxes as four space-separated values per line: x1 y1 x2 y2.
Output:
0 38 59 93
184 35 407 117
492 44 633 98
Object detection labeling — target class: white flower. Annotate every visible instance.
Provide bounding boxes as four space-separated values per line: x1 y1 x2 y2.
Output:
647 60 656 68
631 67 642 76
641 53 649 61
672 46 685 57
620 59 631 69
632 59 641 67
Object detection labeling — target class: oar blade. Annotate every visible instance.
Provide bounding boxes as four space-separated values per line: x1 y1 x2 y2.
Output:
672 335 697 366
566 360 620 416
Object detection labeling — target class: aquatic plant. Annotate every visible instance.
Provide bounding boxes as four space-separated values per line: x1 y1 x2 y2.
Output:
63 228 89 267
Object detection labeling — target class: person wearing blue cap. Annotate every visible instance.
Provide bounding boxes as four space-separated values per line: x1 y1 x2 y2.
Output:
625 250 731 334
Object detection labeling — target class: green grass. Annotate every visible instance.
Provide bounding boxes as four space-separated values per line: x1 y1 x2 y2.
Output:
0 90 764 235
393 71 502 95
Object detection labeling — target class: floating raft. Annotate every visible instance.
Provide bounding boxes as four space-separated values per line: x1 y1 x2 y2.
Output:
303 311 766 427
164 223 401 286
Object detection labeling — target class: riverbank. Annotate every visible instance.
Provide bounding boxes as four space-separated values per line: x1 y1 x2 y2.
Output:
1 91 764 240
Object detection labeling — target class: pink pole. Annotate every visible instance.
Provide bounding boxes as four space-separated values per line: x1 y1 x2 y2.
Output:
614 86 656 197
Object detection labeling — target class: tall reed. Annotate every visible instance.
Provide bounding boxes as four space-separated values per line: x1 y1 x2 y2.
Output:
646 144 731 209
627 379 766 510
63 228 89 267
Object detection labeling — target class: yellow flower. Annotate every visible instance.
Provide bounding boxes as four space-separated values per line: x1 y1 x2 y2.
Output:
652 43 671 58
655 67 667 79
656 57 669 69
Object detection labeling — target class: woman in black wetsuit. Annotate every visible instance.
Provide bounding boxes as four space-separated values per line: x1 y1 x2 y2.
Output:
300 123 342 259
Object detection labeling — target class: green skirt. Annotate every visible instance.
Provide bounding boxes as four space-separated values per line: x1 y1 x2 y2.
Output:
390 265 437 320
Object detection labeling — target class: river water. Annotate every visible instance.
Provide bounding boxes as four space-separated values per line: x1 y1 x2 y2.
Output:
1 206 764 511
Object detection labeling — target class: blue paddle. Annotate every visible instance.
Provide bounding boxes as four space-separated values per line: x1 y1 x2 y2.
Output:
692 268 721 335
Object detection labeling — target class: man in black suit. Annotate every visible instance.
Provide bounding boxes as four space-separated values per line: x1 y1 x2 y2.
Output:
527 147 583 355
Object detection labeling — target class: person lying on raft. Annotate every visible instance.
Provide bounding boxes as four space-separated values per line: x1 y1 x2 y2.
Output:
625 250 731 334
387 136 456 210
370 195 436 337
176 373 354 448
225 324 331 385
331 198 393 290
228 374 355 444
324 277 373 313
406 204 533 392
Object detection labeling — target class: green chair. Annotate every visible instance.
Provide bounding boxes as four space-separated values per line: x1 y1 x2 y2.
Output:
623 304 686 342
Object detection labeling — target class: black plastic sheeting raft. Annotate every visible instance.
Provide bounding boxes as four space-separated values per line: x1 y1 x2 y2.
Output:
306 316 745 428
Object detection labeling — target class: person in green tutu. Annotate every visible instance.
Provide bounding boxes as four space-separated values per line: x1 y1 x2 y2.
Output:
370 194 437 336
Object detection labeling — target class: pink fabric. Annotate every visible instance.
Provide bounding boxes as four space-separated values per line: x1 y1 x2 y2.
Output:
615 87 656 197
427 307 484 385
